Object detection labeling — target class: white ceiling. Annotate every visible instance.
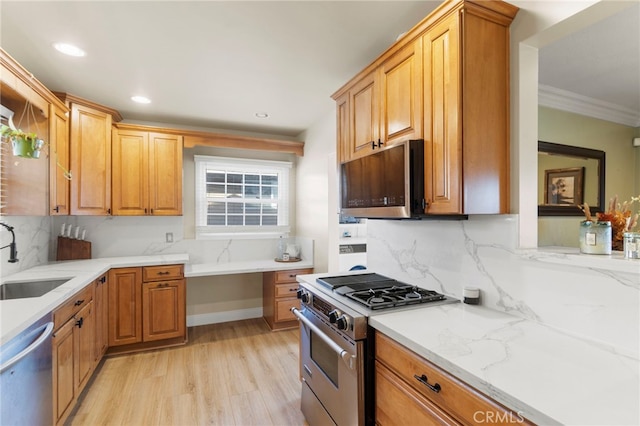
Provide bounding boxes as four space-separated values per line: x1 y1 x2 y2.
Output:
1 1 638 139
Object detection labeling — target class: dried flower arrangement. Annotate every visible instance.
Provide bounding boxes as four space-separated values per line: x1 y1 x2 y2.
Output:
580 195 639 251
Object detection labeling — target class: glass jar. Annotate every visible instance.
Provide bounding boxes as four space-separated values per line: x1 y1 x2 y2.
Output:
579 220 612 255
623 232 640 259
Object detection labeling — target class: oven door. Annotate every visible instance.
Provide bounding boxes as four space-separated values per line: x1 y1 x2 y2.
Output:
293 306 364 426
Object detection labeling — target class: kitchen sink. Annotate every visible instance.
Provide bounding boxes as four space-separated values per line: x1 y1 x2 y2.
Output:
0 279 71 300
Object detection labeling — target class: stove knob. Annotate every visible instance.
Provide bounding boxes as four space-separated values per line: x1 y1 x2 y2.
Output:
328 309 340 323
336 316 349 331
297 289 310 304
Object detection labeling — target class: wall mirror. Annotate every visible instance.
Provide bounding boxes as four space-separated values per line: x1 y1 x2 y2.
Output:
538 141 605 216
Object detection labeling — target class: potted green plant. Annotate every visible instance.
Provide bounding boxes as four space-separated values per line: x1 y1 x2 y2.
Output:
0 123 45 158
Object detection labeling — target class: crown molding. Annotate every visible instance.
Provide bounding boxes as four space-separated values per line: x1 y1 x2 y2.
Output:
538 84 640 127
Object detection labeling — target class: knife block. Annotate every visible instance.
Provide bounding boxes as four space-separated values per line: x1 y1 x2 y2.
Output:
56 236 91 261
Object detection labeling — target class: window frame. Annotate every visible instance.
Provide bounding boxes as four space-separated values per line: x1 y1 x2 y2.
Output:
194 155 292 239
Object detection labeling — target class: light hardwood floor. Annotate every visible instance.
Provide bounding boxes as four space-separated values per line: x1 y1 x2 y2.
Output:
67 319 306 425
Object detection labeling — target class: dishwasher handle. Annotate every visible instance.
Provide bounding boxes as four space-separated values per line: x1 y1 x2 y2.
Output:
0 322 54 374
291 307 356 370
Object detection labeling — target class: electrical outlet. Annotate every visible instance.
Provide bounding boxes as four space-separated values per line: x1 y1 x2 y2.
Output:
166 232 173 243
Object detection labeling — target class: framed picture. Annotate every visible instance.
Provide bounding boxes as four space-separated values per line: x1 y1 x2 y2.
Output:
544 167 585 206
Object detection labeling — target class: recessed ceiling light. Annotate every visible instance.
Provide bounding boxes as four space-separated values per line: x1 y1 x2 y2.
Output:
53 43 86 57
255 112 269 118
131 95 151 104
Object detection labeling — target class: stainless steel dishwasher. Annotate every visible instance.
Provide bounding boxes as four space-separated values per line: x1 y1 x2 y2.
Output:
1 313 54 425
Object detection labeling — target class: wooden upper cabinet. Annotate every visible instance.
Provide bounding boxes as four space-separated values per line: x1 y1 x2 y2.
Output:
349 71 379 160
1 48 66 216
148 132 183 215
380 39 423 148
69 102 112 215
49 104 70 215
112 129 148 215
459 6 512 214
112 126 183 216
332 0 517 214
423 14 462 215
55 92 121 216
424 5 513 214
335 92 350 164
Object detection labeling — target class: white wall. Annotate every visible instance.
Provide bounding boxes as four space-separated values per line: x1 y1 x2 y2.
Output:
294 109 336 273
508 0 637 247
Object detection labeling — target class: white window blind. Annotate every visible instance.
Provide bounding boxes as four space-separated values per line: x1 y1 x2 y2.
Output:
195 155 291 239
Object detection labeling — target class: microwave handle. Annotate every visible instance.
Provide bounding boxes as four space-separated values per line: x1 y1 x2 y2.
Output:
291 307 356 370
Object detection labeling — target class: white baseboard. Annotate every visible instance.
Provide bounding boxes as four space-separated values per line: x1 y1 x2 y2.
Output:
187 307 264 327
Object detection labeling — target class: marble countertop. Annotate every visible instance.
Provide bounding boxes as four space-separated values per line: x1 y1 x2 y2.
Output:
370 303 640 425
1 254 188 344
1 254 315 344
185 258 314 277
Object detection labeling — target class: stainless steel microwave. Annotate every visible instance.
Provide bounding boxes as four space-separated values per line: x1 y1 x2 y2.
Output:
340 139 425 219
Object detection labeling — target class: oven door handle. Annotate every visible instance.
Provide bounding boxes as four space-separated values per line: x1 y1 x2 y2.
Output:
291 307 356 370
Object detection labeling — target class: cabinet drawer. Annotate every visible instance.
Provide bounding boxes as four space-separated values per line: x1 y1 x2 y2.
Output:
375 332 528 425
54 284 94 330
274 268 313 284
142 264 183 282
376 361 460 426
275 283 299 298
275 298 300 322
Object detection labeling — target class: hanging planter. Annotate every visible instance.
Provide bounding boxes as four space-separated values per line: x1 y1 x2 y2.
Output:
1 101 72 180
1 125 45 158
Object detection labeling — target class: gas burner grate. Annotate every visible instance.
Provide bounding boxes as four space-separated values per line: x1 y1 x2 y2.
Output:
346 285 446 309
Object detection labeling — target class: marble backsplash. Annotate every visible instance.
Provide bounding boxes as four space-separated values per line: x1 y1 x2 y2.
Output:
0 216 51 277
1 215 313 279
367 215 639 356
3 213 637 355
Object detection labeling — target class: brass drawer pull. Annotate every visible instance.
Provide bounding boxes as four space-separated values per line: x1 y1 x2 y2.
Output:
414 374 441 393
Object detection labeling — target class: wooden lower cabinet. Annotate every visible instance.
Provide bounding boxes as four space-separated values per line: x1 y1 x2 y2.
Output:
263 268 313 330
108 264 186 353
375 331 531 426
142 278 186 342
376 361 459 425
52 285 96 425
94 273 109 361
108 267 143 346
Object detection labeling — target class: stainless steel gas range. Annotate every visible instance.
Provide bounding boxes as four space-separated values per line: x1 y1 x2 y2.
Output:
291 272 458 426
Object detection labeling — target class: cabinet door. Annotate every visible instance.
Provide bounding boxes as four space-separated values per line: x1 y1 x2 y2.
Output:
380 39 423 147
94 274 108 362
423 15 462 214
49 103 70 215
52 319 75 425
108 268 142 346
75 300 95 393
335 92 350 163
70 103 112 215
275 298 299 323
112 129 149 215
349 71 379 160
142 279 186 342
148 133 183 216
